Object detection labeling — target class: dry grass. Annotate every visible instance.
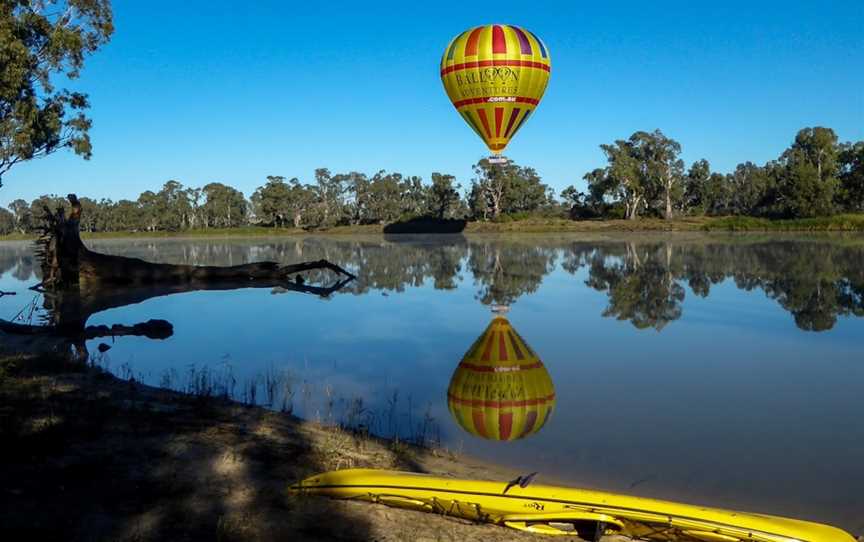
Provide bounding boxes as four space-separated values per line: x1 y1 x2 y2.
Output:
5 213 863 242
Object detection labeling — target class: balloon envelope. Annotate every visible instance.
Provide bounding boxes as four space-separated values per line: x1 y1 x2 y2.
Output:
440 24 551 155
447 316 555 441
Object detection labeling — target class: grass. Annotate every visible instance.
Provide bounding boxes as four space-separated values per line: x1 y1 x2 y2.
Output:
2 213 864 241
141 359 441 449
701 214 864 231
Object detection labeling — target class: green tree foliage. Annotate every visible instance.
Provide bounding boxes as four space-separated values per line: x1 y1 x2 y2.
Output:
0 0 113 186
776 127 840 217
585 126 860 220
202 182 247 228
594 138 647 220
838 141 864 212
428 173 461 219
589 130 684 219
365 171 408 224
684 159 711 214
4 125 863 236
0 206 13 234
7 198 31 233
468 158 551 220
313 168 347 228
251 176 315 228
726 161 775 216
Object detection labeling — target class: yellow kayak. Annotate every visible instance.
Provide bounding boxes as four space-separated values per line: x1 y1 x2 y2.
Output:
288 469 856 542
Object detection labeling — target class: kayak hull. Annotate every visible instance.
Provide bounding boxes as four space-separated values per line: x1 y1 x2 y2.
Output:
289 469 856 542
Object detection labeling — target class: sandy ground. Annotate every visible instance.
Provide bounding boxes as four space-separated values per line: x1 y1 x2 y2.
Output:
0 345 586 541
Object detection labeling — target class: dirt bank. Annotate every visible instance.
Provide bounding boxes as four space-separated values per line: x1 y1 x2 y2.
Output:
0 344 559 542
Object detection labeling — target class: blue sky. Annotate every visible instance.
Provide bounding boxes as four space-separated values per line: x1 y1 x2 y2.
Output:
3 0 862 205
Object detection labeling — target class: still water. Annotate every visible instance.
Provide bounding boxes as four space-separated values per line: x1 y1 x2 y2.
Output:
1 234 862 531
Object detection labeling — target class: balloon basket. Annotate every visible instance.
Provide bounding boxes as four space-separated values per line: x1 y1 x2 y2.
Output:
487 156 509 165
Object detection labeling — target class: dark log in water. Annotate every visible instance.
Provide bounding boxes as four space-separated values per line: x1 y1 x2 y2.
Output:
1 194 356 360
36 194 356 289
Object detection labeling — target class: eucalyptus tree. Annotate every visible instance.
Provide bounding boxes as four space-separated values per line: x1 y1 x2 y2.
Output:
0 0 113 186
251 175 292 227
635 130 684 219
185 187 204 229
684 159 711 214
314 168 347 227
777 127 840 217
469 158 550 219
726 162 774 216
428 173 461 219
560 184 600 218
8 199 32 233
338 171 370 225
136 190 162 231
202 182 247 228
103 199 140 231
77 196 103 232
400 175 428 217
0 207 14 234
251 175 316 228
838 141 864 211
366 171 405 224
595 138 646 219
157 180 192 230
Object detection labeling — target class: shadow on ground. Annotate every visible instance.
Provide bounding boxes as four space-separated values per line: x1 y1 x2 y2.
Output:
0 346 554 542
383 217 467 234
0 349 379 541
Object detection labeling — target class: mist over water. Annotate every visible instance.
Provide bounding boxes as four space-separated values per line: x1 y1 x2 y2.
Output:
1 233 862 531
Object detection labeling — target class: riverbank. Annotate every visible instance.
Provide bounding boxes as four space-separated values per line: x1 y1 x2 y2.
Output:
0 345 551 542
2 214 863 241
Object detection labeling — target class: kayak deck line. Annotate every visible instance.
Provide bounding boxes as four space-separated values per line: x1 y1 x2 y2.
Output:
289 470 857 542
301 483 806 541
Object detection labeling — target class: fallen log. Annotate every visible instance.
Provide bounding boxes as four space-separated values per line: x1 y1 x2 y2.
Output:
1 194 356 360
36 194 355 290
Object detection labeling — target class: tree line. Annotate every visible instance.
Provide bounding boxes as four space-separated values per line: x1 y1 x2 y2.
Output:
1 126 862 235
565 127 864 220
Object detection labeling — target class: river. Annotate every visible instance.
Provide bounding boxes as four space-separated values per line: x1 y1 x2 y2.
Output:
1 233 862 532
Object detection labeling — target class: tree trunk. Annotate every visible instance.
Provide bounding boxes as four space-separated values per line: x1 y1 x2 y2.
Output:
36 195 356 291
5 195 357 360
665 182 673 220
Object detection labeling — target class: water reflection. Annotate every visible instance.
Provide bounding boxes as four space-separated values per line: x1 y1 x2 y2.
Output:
0 239 353 359
584 244 685 331
1 235 862 530
447 310 555 441
2 236 864 332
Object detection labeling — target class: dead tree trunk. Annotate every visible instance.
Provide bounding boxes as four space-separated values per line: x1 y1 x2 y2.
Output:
1 194 356 360
36 194 356 290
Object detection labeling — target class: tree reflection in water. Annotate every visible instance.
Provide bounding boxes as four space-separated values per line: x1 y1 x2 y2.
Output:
576 239 864 331
2 235 863 332
584 243 685 331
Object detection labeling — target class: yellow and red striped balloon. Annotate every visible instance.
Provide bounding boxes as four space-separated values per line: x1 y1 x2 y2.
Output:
440 24 551 155
447 316 555 441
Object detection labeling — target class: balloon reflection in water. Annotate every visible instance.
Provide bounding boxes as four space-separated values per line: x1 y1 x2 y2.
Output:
447 314 555 441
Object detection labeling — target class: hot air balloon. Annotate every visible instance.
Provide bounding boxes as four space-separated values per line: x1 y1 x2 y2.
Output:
447 311 555 441
440 24 551 160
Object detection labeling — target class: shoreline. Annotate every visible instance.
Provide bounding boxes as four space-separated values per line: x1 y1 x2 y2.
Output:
0 346 544 541
2 343 861 539
2 214 864 242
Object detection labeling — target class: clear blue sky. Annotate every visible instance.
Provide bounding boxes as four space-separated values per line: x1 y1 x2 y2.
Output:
3 0 863 205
